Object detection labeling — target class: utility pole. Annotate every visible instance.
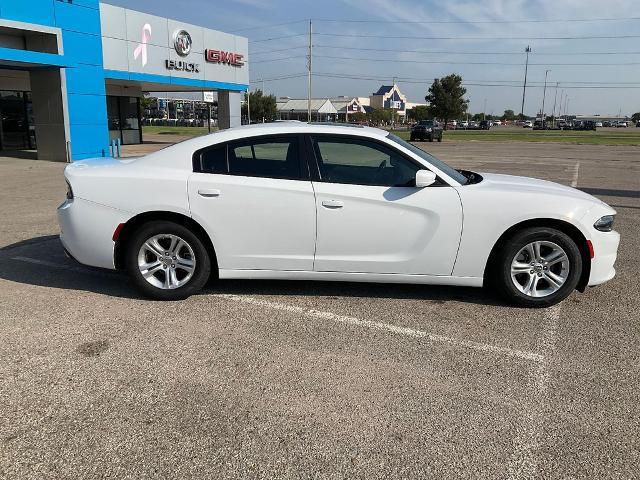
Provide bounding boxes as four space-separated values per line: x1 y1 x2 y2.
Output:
483 98 487 121
541 69 550 128
247 86 251 125
551 82 558 128
520 45 531 117
307 20 312 123
392 76 396 129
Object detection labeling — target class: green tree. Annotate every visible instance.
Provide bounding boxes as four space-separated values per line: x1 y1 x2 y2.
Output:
348 111 367 123
425 74 469 130
242 90 277 123
502 109 516 121
631 112 640 123
367 108 393 126
407 105 431 122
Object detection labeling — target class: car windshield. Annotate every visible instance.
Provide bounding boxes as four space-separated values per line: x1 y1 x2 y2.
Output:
418 121 433 126
386 133 469 185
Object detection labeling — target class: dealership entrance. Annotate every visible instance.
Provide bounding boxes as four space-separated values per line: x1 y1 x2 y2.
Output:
0 90 35 151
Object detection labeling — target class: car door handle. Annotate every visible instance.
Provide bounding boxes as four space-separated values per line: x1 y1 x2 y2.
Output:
198 188 221 198
321 199 344 209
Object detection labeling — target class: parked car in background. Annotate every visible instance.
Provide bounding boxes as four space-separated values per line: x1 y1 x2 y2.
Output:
615 121 628 128
636 121 640 127
58 122 620 307
493 120 502 126
479 120 491 130
602 121 612 127
573 120 596 131
523 120 533 128
410 120 443 142
595 122 603 128
445 120 457 130
459 121 469 129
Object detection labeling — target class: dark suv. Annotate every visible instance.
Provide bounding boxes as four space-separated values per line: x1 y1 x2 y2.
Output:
410 120 443 142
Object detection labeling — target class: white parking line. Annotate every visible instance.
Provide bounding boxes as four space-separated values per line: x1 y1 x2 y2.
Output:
506 304 561 479
216 294 543 363
571 161 580 188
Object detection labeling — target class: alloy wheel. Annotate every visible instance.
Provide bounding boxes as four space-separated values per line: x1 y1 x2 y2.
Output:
510 240 570 297
137 233 196 289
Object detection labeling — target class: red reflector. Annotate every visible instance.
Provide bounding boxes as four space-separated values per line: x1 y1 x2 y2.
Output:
112 223 125 242
587 240 595 259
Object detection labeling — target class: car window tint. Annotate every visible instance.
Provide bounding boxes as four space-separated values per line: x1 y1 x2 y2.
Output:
200 144 227 173
218 136 302 180
312 137 419 187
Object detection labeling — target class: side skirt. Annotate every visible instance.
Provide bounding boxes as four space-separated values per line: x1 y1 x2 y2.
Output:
218 269 484 287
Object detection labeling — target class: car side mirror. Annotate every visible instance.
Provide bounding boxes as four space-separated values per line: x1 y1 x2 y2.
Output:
415 170 437 187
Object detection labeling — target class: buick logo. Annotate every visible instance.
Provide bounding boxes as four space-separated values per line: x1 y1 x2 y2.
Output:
173 29 192 56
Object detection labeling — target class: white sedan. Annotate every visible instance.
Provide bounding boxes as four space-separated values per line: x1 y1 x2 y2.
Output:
58 123 619 307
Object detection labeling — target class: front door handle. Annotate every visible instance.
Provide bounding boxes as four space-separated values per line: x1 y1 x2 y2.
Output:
321 199 344 209
198 188 221 198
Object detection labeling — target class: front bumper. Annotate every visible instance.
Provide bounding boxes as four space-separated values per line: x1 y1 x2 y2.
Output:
588 230 620 286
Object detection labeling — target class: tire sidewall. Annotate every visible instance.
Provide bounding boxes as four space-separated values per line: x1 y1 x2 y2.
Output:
125 221 211 300
496 227 582 307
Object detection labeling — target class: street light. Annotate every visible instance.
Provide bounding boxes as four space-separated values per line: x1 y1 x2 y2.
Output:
520 45 532 117
541 69 550 128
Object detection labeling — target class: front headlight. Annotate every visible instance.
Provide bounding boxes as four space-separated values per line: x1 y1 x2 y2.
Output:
594 215 615 232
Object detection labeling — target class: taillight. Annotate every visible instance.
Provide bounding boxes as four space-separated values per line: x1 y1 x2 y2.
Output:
65 180 74 200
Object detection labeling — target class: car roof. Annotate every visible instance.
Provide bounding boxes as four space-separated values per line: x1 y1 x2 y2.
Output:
140 122 391 168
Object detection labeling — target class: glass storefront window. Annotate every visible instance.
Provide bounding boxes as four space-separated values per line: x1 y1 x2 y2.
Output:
106 95 142 145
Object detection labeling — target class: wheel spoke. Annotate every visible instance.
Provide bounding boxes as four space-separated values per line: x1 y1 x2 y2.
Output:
525 243 536 261
143 240 164 258
176 258 194 273
545 270 565 290
167 235 178 254
523 274 538 296
511 261 532 274
547 251 568 266
141 261 163 279
533 241 542 261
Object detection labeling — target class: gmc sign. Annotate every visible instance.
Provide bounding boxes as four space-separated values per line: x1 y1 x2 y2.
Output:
205 49 244 67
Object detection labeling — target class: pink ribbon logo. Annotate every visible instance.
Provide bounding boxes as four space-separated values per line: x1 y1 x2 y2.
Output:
133 23 151 67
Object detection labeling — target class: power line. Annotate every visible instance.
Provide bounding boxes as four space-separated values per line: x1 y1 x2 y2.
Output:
311 16 640 25
314 32 640 41
231 19 307 33
312 44 640 56
250 46 308 55
249 73 307 83
249 33 307 43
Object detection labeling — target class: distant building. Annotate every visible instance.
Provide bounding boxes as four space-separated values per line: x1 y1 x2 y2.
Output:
369 84 408 116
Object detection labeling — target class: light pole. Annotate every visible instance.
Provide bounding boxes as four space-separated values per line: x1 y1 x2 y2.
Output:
483 98 487 121
541 69 550 128
520 45 531 117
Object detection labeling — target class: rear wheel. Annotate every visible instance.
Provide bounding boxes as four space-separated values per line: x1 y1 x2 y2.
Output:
125 221 211 300
437 134 442 142
410 134 416 141
428 134 434 142
492 227 582 307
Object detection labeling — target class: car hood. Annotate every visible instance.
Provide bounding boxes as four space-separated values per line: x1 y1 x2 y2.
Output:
477 172 608 205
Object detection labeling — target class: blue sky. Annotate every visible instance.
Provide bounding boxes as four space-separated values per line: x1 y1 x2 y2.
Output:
107 0 640 116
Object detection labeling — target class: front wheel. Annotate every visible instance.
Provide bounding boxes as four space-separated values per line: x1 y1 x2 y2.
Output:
125 221 211 300
492 227 582 307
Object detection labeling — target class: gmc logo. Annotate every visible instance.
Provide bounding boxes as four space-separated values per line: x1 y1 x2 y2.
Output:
205 49 244 67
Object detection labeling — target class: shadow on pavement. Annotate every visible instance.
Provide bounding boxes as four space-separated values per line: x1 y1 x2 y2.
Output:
580 187 640 199
0 235 505 306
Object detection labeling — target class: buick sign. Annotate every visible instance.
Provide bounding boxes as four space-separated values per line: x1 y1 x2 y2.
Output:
173 29 192 56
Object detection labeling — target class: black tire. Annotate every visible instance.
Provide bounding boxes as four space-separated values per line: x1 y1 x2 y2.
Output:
410 135 416 141
428 135 434 142
437 135 442 142
491 227 582 307
125 220 211 300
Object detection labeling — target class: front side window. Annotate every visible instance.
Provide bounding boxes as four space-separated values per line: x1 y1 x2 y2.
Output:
311 136 420 187
196 135 303 180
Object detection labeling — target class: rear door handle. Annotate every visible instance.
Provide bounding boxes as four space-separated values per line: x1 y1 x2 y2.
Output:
321 199 344 209
198 188 221 198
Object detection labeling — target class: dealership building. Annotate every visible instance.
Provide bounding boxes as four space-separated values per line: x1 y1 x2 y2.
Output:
0 0 248 161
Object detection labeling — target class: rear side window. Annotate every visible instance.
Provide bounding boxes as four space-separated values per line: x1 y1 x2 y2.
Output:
194 135 304 180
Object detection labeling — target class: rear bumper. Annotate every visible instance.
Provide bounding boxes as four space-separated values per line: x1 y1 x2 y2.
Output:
588 230 620 286
57 198 131 270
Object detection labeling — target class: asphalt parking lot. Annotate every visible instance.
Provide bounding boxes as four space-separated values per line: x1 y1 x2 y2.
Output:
1 141 638 479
